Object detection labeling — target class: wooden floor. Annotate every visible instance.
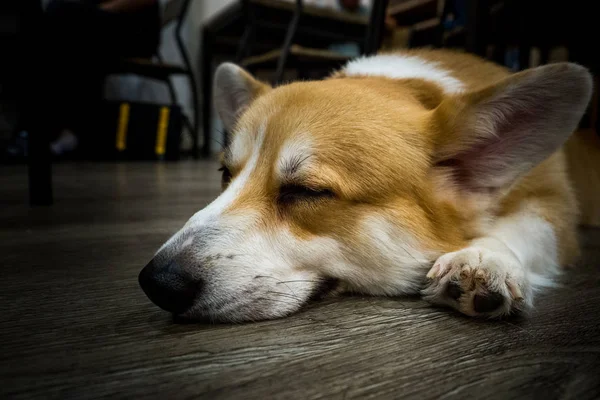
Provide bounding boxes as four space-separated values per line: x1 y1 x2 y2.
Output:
1 161 600 400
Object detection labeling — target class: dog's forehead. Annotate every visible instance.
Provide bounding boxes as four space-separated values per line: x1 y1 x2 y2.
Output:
227 126 314 186
225 79 433 189
227 92 317 174
276 134 313 180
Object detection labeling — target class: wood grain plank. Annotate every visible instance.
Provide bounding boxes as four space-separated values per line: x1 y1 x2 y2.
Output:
1 162 599 400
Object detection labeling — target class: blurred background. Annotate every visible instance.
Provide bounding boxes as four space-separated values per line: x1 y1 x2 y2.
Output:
0 0 598 219
2 2 600 398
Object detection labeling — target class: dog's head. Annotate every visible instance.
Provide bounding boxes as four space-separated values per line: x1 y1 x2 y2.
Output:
139 58 592 322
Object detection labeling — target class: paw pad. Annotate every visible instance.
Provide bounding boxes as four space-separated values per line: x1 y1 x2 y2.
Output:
424 247 527 318
473 292 505 313
445 281 463 300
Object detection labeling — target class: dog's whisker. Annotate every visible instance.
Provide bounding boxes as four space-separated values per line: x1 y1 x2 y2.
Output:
254 275 274 279
266 290 303 302
256 297 301 307
276 279 324 284
254 275 300 300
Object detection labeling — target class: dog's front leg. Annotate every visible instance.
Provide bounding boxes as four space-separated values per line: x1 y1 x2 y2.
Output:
422 207 568 318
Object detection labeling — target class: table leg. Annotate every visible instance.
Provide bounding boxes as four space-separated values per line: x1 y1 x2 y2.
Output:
22 0 53 205
27 127 53 206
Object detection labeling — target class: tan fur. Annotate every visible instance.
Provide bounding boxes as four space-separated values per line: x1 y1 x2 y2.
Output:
412 49 580 266
225 76 466 255
139 49 589 322
137 48 591 323
222 49 579 268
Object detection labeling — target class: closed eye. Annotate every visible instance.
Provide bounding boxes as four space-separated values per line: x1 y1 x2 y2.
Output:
218 165 232 189
278 184 335 204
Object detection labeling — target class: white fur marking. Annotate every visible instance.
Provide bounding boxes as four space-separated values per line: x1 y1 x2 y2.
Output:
182 226 340 321
424 206 560 317
343 54 464 94
228 128 253 166
486 209 559 289
277 135 313 179
157 125 265 255
323 216 430 296
181 236 194 249
187 124 265 227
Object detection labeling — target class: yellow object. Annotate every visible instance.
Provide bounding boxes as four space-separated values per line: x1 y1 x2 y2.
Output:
155 106 170 156
115 103 130 151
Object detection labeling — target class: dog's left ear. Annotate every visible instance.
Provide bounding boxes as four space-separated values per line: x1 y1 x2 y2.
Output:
213 63 271 131
433 62 593 194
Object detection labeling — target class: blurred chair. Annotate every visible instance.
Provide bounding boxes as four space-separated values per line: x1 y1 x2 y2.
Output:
209 0 389 148
383 0 456 50
236 0 390 84
108 0 199 158
201 0 390 151
26 0 200 206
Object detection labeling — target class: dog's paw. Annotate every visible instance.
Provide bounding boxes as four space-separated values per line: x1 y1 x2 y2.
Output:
422 247 529 318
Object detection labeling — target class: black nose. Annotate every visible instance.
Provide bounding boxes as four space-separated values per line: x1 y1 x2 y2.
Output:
138 259 200 314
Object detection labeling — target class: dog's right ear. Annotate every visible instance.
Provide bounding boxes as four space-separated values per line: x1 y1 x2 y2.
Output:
213 63 271 131
432 62 593 195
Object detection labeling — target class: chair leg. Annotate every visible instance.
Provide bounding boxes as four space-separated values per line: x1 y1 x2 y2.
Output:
275 0 304 84
162 73 198 158
164 76 177 105
23 0 52 205
173 0 200 158
28 126 53 206
157 55 196 158
189 71 200 158
365 0 390 55
202 28 214 156
235 0 256 63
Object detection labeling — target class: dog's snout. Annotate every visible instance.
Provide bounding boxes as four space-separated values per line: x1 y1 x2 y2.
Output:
138 259 201 314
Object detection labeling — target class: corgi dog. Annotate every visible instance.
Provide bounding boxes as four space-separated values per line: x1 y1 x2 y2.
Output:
139 49 593 322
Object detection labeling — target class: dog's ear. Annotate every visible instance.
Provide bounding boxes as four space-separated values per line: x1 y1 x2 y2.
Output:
433 62 593 194
213 63 271 131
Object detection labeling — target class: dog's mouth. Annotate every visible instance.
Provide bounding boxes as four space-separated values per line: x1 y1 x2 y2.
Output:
169 278 340 324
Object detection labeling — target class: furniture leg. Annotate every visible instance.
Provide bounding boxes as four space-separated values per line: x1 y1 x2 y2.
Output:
365 0 389 55
202 27 214 156
275 0 304 84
